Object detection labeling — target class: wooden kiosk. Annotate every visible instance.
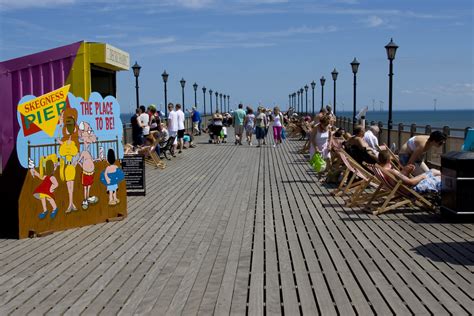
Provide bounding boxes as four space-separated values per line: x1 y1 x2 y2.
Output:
0 41 130 238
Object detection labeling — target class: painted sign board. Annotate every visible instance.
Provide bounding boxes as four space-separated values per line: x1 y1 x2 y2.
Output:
16 87 127 238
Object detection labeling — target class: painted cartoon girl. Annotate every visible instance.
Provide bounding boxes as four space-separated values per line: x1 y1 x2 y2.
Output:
30 154 59 219
100 149 124 206
57 107 80 213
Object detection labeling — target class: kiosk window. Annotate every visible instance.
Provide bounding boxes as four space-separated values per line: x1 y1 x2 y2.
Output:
91 65 116 98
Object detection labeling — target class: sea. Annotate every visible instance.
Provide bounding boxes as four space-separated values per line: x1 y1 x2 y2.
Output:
336 109 473 131
120 109 473 136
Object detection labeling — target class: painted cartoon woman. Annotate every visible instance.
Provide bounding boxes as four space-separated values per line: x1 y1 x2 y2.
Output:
57 107 80 213
100 149 124 206
30 154 59 219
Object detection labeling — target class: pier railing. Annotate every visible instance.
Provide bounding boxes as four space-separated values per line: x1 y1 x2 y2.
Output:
336 116 471 167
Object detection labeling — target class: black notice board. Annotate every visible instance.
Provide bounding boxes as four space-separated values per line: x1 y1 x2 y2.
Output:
122 154 146 196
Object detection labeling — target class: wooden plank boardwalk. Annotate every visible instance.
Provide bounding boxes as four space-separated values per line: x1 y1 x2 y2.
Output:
0 129 473 315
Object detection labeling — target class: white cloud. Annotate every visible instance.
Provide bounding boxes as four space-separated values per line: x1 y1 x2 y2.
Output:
121 36 177 47
366 15 384 27
209 25 338 41
0 0 74 10
402 83 474 96
174 0 213 9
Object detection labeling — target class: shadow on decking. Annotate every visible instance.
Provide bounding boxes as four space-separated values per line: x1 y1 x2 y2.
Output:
412 242 474 266
281 179 316 184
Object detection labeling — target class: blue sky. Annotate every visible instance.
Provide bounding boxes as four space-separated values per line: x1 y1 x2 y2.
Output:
1 0 473 115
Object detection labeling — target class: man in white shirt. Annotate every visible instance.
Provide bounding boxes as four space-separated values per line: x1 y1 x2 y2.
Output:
364 125 385 153
175 103 185 153
167 103 178 156
139 105 150 144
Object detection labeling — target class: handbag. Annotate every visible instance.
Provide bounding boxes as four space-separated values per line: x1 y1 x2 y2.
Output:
281 128 286 140
310 152 326 173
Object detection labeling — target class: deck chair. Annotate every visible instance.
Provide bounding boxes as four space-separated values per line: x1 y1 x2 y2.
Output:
138 146 166 169
335 150 383 207
160 136 176 160
365 164 435 215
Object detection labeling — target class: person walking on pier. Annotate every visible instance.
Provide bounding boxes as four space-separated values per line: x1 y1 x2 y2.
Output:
176 104 185 154
244 106 255 146
272 106 284 147
255 107 267 147
233 103 246 145
167 103 178 157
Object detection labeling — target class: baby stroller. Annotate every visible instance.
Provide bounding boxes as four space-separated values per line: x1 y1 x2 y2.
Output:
207 123 215 143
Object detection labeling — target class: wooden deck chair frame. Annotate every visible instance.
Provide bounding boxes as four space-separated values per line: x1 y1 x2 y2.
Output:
331 149 382 207
366 164 434 215
139 146 166 169
337 150 384 208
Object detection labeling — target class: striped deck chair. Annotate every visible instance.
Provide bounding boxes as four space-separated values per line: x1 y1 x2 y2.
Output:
337 150 384 207
365 164 434 215
331 149 381 207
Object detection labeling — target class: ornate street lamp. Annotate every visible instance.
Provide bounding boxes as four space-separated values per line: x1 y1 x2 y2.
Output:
202 86 207 116
311 81 316 116
297 90 301 113
350 57 360 125
215 91 219 112
331 68 338 115
180 78 186 112
320 76 326 110
385 38 399 146
131 62 141 110
304 85 309 115
161 70 169 117
300 88 304 114
220 93 223 112
193 82 198 109
209 89 213 114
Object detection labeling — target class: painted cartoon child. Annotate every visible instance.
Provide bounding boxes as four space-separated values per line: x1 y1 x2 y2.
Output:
57 107 80 213
78 121 99 210
100 149 124 206
30 154 59 219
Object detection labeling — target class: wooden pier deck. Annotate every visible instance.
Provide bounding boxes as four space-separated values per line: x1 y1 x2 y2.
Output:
1 131 473 315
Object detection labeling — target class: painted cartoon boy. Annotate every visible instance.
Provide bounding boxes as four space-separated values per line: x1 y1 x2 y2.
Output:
78 121 99 209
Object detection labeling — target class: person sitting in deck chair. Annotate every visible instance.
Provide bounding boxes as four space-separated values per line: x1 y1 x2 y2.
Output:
378 150 441 194
153 123 169 158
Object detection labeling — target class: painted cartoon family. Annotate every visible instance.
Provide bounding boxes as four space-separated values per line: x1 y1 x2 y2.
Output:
18 89 125 220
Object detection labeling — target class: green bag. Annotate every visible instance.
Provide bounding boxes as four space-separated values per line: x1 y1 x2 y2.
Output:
310 152 326 173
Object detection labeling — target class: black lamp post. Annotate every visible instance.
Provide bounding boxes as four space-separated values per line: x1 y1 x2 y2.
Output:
288 94 291 110
209 89 213 114
304 85 309 115
131 61 141 110
161 70 169 117
300 88 304 114
180 78 186 111
310 81 316 116
385 38 399 146
320 76 326 110
331 68 338 115
202 86 207 116
215 91 219 112
293 93 296 112
350 57 360 125
219 93 223 112
193 82 198 109
297 90 300 113
227 95 230 112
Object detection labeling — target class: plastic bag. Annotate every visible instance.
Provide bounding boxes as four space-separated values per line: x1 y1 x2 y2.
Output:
281 128 286 140
310 152 326 173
